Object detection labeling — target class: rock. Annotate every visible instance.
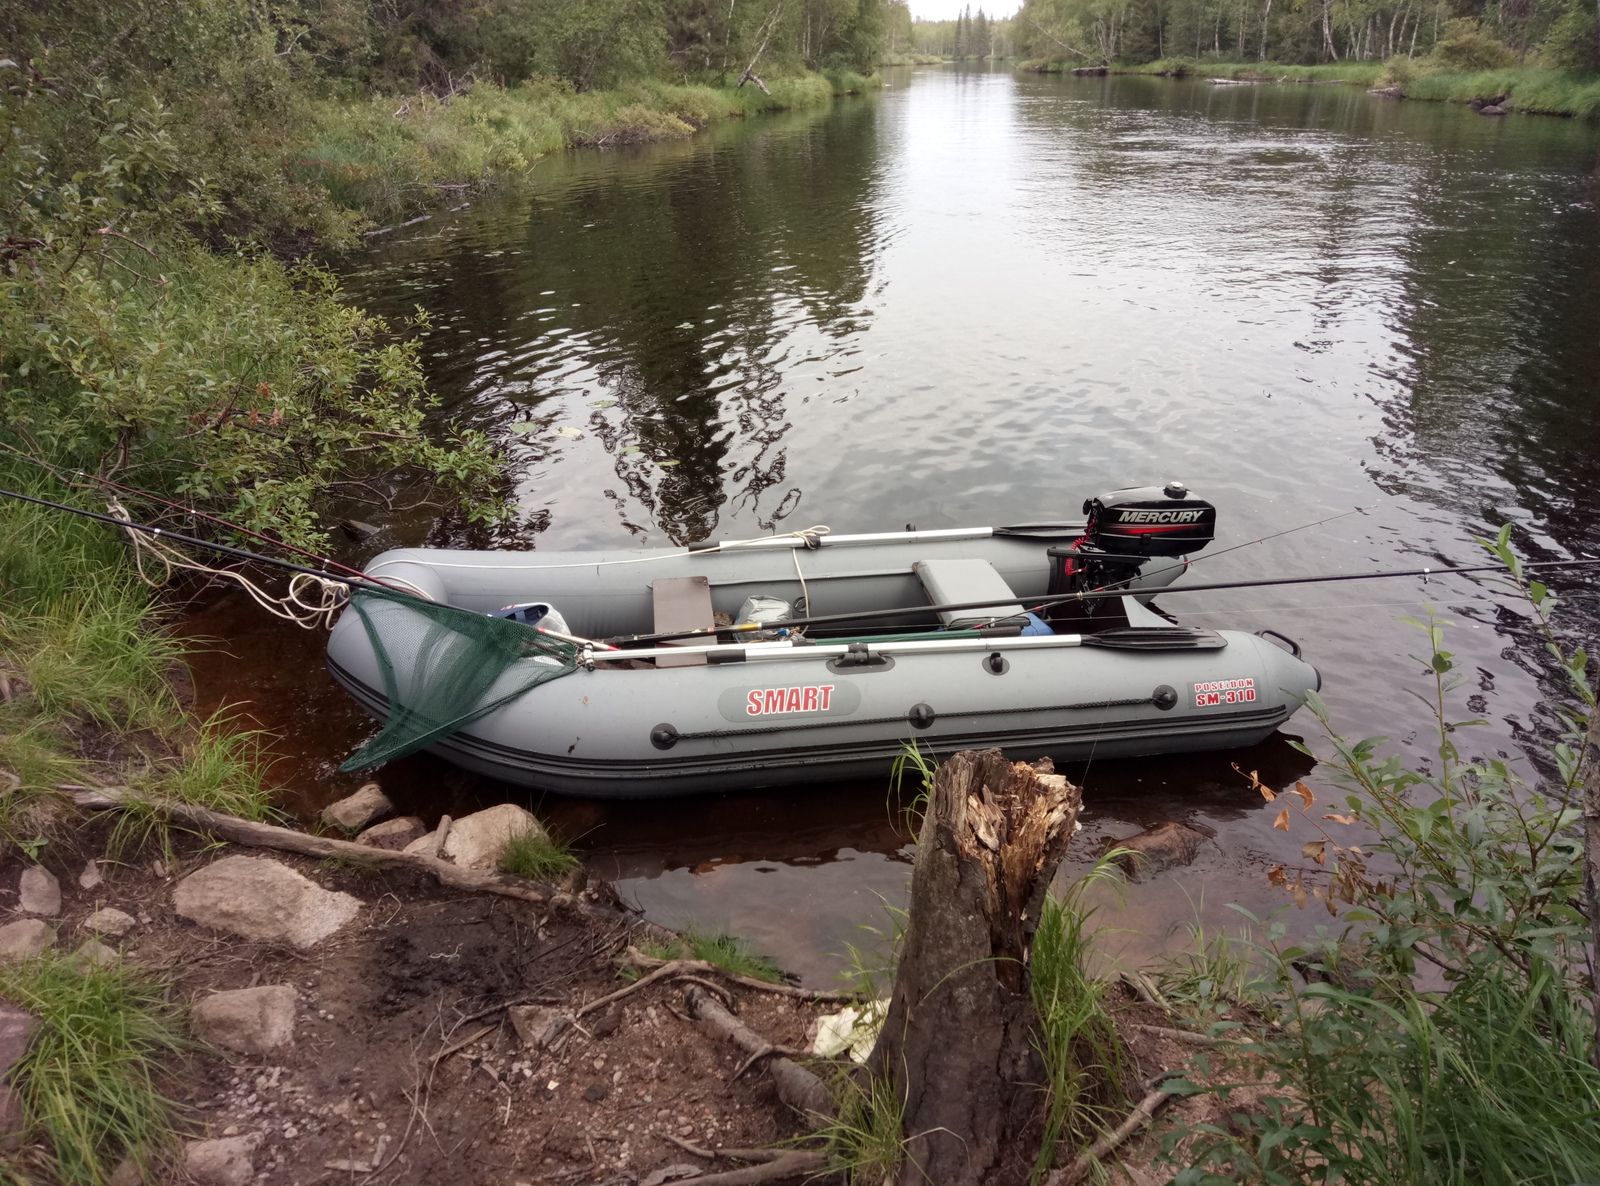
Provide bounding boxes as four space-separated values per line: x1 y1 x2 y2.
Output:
67 939 119 973
185 1135 260 1186
355 816 426 851
192 985 297 1055
0 920 55 961
0 1002 40 1078
508 1004 563 1049
401 829 440 856
17 866 60 916
80 907 136 937
78 860 103 891
439 803 544 870
321 783 393 832
0 1085 22 1150
1479 104 1507 115
108 1159 143 1186
1367 85 1405 99
173 856 361 949
583 1081 608 1102
1106 821 1211 882
339 520 380 541
641 1165 704 1186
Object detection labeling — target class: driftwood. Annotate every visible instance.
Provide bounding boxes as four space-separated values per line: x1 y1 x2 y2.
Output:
67 786 584 909
868 750 1084 1186
684 986 834 1123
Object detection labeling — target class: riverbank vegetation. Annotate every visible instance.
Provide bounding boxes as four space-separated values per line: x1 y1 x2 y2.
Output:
1016 0 1600 115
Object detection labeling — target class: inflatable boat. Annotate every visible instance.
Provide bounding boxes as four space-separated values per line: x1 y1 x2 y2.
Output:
326 484 1320 798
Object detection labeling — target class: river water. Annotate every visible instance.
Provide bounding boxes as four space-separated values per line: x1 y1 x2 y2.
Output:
186 66 1600 983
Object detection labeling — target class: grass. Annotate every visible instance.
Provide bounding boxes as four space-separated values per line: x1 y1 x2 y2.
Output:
1030 871 1128 1184
301 71 860 224
0 956 186 1186
1403 65 1600 116
817 1065 908 1184
1151 914 1259 1024
498 825 581 881
640 926 784 982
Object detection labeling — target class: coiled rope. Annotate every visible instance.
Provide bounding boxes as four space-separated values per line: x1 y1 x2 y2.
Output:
108 499 350 630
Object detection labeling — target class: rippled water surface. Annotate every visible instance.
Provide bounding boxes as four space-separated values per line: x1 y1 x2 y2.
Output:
190 67 1600 983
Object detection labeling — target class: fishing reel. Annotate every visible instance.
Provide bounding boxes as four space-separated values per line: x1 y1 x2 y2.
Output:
1047 482 1216 622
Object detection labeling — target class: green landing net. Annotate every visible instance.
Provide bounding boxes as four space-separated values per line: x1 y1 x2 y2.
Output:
338 586 580 772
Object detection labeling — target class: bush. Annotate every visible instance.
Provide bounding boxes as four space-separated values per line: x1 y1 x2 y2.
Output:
1430 19 1519 71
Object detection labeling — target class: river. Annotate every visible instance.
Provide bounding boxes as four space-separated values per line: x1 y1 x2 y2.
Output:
183 65 1600 984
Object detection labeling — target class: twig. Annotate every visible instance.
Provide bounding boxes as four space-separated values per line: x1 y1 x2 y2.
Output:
1048 1086 1177 1185
661 1132 714 1159
455 995 564 1027
430 1022 497 1064
1120 969 1170 1009
1129 1023 1249 1047
731 1042 803 1082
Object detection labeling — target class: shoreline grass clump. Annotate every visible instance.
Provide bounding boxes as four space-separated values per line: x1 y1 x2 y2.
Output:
498 825 581 881
0 956 186 1186
640 926 785 982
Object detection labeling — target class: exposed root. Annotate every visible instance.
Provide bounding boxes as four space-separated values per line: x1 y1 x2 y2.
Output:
684 986 833 1123
622 947 858 1002
682 1150 828 1184
1047 1086 1176 1185
1129 1023 1249 1047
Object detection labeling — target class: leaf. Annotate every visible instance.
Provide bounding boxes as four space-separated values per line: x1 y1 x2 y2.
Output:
1322 813 1357 825
589 399 616 408
556 426 584 439
1292 880 1308 910
1273 807 1291 831
621 445 641 453
1292 782 1315 810
659 459 680 466
505 421 540 434
1301 840 1327 865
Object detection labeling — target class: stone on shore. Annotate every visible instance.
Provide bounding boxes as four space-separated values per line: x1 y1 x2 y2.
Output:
79 860 103 890
0 920 55 961
174 856 361 949
67 939 120 973
81 907 136 937
440 803 544 870
17 866 60 916
185 1134 260 1186
321 783 394 832
1107 821 1210 882
192 985 297 1055
355 816 426 851
0 1002 40 1079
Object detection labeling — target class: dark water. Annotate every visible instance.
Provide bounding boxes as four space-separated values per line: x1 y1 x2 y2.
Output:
185 67 1600 984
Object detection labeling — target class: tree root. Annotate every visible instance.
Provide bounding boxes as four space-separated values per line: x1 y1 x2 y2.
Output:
621 946 857 1002
1129 1023 1249 1047
684 985 834 1123
683 1151 828 1184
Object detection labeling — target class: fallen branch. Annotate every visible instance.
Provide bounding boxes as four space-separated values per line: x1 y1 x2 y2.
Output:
1047 1086 1176 1185
622 947 857 1002
680 1150 828 1185
685 986 833 1122
68 787 589 910
1130 1024 1250 1048
1120 969 1169 1009
430 1023 498 1064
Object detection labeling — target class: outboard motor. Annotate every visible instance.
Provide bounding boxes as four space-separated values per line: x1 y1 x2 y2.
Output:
1047 482 1216 621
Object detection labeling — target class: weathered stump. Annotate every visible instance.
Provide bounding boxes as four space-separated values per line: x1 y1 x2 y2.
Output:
869 749 1084 1186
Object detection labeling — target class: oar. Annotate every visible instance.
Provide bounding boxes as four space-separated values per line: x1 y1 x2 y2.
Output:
610 555 1600 647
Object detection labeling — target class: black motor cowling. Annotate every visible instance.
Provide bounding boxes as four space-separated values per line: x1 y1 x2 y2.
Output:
1083 482 1216 557
1045 482 1215 620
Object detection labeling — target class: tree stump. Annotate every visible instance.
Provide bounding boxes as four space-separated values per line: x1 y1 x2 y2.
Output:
868 749 1084 1186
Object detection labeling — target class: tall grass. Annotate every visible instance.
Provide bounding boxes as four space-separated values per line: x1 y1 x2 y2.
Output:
1403 66 1600 115
302 73 846 224
0 956 186 1186
638 925 785 982
1030 869 1128 1184
498 824 580 881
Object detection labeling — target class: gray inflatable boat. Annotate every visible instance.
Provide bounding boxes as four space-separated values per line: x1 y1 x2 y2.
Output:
327 484 1320 797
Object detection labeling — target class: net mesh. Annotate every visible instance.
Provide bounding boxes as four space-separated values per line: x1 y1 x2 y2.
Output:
338 587 580 772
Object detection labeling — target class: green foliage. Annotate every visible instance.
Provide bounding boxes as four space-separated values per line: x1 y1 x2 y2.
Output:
1163 533 1600 1184
499 826 581 881
0 956 186 1186
1030 873 1128 1184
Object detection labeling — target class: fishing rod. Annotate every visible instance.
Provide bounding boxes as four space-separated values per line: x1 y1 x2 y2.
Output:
0 445 374 583
612 554 1600 647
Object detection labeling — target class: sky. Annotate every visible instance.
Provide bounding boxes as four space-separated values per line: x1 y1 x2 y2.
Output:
907 0 1021 18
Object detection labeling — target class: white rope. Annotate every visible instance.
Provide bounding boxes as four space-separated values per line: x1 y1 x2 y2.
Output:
362 524 835 576
108 500 350 630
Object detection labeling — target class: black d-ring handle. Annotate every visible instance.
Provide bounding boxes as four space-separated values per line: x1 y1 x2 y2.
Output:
1255 629 1302 659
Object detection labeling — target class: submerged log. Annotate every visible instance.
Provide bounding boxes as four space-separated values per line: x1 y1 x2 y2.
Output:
868 749 1084 1186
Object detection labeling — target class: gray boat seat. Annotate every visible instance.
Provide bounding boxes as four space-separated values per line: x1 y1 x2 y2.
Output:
913 559 1027 629
652 576 712 667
